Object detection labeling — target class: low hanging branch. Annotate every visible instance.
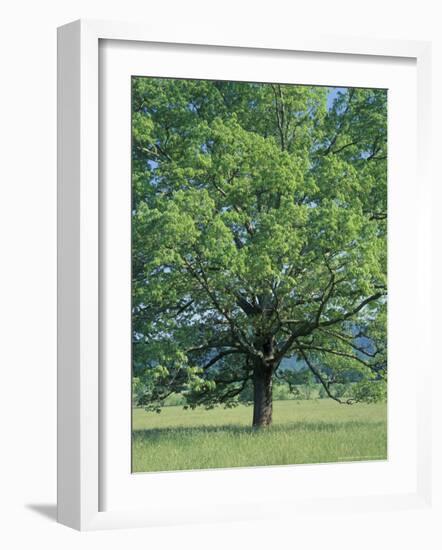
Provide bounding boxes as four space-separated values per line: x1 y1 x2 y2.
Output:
296 344 356 405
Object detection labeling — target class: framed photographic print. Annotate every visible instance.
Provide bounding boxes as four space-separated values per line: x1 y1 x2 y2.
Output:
57 19 432 530
129 76 389 473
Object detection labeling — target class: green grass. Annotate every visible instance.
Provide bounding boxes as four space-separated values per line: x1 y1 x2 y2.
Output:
132 399 387 473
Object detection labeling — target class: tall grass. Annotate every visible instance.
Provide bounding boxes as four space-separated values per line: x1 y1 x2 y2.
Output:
132 399 387 473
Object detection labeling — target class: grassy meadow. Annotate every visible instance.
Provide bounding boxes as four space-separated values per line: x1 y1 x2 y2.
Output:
132 399 387 473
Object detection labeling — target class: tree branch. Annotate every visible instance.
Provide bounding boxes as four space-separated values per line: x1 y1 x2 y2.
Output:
318 327 380 357
298 344 373 368
199 349 241 371
296 345 355 404
319 292 384 327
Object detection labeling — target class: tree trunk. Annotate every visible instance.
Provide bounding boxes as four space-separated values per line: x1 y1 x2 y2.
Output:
252 366 273 427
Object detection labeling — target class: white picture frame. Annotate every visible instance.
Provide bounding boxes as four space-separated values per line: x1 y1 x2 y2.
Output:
57 19 432 531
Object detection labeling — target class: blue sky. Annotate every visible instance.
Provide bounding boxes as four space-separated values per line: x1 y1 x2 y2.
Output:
327 87 348 111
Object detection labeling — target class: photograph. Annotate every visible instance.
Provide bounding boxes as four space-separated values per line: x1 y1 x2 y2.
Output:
130 76 388 473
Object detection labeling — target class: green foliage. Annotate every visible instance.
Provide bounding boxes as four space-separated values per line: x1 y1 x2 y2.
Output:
272 381 295 401
131 78 387 412
351 379 387 404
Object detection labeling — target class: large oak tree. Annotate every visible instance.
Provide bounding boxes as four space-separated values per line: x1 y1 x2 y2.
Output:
132 78 387 427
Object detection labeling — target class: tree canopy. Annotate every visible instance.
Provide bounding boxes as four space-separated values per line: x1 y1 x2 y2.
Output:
131 78 387 427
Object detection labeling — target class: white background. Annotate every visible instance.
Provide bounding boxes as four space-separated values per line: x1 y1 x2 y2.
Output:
0 1 441 548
